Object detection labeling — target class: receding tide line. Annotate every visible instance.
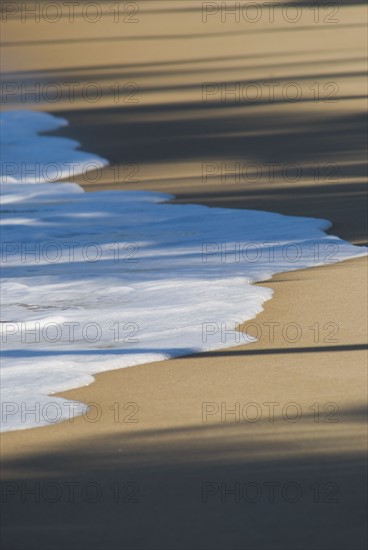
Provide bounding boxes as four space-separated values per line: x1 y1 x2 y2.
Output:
0 110 366 431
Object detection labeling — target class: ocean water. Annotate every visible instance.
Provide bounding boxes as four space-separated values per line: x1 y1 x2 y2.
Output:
0 110 366 431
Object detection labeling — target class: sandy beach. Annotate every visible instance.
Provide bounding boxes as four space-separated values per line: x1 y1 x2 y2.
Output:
1 2 367 549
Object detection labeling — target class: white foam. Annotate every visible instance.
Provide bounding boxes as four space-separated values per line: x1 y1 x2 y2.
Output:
1 110 366 431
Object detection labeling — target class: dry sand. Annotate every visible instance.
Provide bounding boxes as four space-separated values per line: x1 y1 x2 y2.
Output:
1 2 367 549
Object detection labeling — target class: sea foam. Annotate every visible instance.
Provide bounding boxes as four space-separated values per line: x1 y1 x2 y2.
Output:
0 110 366 431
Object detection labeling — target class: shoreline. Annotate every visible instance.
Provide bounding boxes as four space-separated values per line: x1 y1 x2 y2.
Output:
1 2 367 548
1 253 366 436
2 254 367 549
2 251 366 443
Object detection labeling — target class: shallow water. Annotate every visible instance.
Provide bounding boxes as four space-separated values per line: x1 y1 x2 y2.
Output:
1 110 366 431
